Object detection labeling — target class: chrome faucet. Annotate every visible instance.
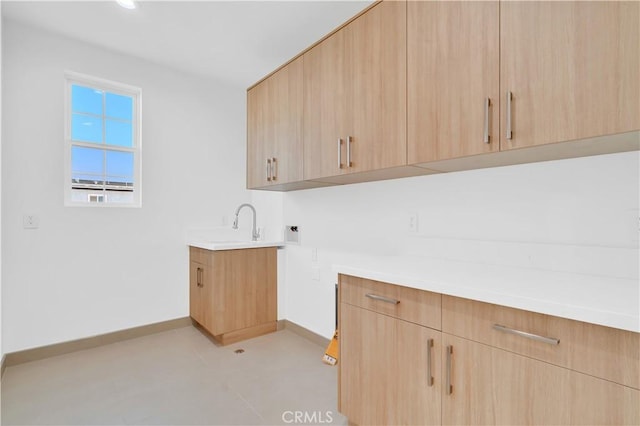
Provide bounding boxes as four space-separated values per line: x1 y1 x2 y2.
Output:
232 203 260 241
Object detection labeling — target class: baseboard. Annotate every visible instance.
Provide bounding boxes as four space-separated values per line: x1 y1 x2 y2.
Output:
281 319 331 347
212 321 278 346
3 317 192 368
1 354 6 379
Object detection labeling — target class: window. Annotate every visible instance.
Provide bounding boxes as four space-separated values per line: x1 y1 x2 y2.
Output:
65 72 141 207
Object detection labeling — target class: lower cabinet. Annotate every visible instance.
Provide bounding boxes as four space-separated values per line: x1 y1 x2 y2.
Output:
189 258 212 330
338 273 640 426
340 303 441 425
189 246 277 345
442 334 639 425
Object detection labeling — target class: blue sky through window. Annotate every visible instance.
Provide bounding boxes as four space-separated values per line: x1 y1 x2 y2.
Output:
71 84 134 185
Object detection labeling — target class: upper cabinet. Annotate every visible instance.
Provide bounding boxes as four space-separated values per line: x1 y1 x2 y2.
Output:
247 56 303 189
408 1 500 163
500 1 639 150
303 1 407 181
246 0 639 191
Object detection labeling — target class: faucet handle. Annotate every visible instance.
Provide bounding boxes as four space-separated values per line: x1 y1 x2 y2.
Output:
254 228 261 241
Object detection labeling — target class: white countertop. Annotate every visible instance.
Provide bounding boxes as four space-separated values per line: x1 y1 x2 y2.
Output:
333 255 639 333
189 240 284 251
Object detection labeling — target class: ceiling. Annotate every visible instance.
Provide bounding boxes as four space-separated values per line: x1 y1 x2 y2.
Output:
1 0 372 88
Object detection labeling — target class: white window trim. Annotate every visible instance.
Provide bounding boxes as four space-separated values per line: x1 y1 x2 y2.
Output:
64 71 142 208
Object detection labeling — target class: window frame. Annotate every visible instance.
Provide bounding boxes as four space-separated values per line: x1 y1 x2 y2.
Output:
64 71 142 207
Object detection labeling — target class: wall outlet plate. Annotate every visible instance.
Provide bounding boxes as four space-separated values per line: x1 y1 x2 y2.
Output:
408 213 418 233
311 266 320 281
23 214 39 229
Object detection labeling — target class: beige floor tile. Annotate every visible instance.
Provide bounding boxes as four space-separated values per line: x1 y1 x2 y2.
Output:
1 326 343 426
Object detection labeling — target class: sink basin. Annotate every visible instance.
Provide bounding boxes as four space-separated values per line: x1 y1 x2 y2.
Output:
188 239 284 251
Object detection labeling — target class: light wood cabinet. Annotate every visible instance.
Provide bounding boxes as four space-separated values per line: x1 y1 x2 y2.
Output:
408 0 500 163
409 0 639 165
500 1 639 150
189 247 277 345
303 0 406 181
247 0 639 190
340 300 441 425
442 295 640 389
442 334 639 425
189 259 211 330
338 274 640 425
247 57 303 189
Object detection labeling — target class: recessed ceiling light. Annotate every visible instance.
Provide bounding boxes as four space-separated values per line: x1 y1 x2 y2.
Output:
116 0 136 10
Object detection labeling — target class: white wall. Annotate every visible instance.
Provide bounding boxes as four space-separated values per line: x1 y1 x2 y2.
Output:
0 2 4 361
2 21 250 353
273 152 640 338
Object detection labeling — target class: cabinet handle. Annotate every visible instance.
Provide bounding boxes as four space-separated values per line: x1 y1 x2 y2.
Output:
196 267 202 288
445 345 453 395
492 324 560 345
365 293 399 305
271 157 277 181
337 138 343 169
426 338 434 387
483 98 491 144
506 91 513 140
266 158 272 181
347 136 353 168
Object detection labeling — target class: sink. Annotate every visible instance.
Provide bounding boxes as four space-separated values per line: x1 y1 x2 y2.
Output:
188 239 284 251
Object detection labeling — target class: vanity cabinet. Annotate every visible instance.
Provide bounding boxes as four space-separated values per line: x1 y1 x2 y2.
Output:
247 56 303 190
303 0 407 181
338 274 640 425
189 246 277 345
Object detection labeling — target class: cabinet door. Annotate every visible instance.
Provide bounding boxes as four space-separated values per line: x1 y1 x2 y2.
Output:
247 58 304 188
442 334 640 425
247 80 268 189
408 1 499 163
211 248 277 335
189 260 210 328
500 1 640 150
344 0 406 174
303 29 348 180
340 303 441 425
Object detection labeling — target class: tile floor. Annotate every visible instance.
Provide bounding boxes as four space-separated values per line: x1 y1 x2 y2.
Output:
1 326 347 425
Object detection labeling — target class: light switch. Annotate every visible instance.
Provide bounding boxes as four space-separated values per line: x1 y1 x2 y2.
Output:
23 215 39 229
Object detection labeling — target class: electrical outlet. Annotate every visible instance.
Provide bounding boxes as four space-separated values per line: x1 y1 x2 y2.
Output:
311 266 320 281
408 213 418 233
311 248 318 262
23 215 39 229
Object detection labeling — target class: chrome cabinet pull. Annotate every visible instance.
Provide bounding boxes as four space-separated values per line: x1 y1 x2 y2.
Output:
484 98 491 144
337 138 343 169
271 157 277 181
506 91 513 140
446 345 453 395
492 324 560 345
266 158 272 181
347 136 353 167
426 338 434 387
365 293 400 305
